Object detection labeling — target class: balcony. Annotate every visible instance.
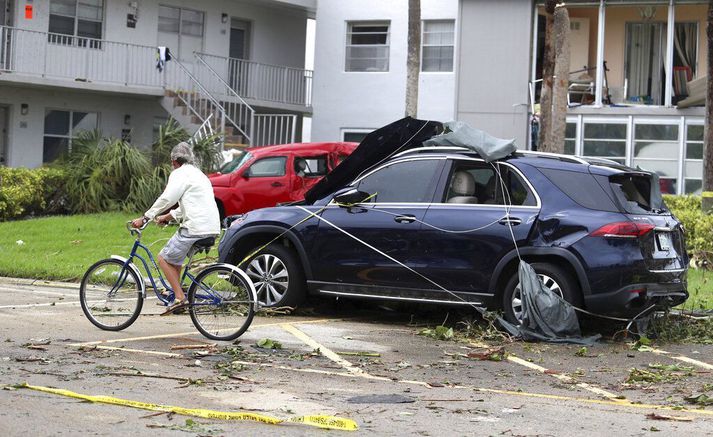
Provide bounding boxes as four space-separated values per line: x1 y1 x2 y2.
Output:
0 25 313 110
0 26 163 95
195 53 313 111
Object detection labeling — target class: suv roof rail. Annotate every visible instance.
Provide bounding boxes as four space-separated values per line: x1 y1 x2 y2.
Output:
516 150 589 165
393 146 471 158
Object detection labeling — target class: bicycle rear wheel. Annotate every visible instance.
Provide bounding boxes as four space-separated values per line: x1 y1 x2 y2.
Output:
80 258 143 331
188 265 256 341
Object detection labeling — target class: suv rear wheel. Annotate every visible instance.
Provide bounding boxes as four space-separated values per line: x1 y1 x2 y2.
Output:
243 243 306 308
502 262 581 324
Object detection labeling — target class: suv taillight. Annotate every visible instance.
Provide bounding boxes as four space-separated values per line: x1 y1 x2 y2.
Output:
590 222 655 238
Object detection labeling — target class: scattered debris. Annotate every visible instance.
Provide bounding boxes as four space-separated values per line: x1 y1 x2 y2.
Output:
645 413 693 422
575 347 588 357
146 418 223 435
684 394 713 406
466 346 506 362
337 351 381 357
648 363 694 373
347 394 415 404
170 344 217 351
419 326 454 341
255 338 282 350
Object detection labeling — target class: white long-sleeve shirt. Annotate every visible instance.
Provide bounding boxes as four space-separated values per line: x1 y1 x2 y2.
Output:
144 164 220 236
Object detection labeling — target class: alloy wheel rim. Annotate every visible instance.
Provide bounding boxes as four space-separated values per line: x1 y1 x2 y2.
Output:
246 254 289 306
511 274 563 322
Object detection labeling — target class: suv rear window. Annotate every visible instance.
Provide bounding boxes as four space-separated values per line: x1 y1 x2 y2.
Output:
540 168 618 212
609 173 666 214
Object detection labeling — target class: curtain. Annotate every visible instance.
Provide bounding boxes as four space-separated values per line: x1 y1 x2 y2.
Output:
626 22 663 105
674 22 697 76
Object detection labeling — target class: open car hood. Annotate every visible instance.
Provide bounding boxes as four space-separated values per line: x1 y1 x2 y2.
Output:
304 117 442 203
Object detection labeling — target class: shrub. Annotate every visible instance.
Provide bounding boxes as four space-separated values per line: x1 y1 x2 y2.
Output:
0 167 68 220
664 194 713 267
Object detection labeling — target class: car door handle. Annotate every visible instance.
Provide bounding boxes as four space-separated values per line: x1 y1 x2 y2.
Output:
271 182 283 187
394 215 417 224
498 216 522 226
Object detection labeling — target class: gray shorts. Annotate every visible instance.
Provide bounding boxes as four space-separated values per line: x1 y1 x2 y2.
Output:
159 228 216 266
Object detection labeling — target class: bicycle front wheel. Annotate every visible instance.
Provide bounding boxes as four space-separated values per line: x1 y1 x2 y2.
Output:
80 258 143 331
188 265 256 341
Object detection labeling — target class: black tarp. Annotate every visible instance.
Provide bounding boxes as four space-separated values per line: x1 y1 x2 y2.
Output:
304 117 442 204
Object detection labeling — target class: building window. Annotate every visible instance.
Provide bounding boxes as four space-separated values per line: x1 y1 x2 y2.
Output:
158 5 204 61
421 20 454 72
564 122 576 155
345 21 389 72
684 124 703 194
43 110 98 163
632 123 679 195
342 130 371 143
49 0 103 47
582 122 627 164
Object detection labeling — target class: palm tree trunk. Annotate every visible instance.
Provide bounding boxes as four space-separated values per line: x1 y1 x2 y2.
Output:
549 4 570 154
704 0 713 213
405 0 421 117
538 0 557 150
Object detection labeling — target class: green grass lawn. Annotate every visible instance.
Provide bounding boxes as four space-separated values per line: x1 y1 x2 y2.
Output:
0 213 216 282
0 213 711 310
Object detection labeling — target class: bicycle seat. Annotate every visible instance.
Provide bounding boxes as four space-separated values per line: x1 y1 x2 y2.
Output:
194 237 215 249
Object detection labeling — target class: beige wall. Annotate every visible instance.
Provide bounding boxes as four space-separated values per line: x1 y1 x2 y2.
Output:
539 4 707 90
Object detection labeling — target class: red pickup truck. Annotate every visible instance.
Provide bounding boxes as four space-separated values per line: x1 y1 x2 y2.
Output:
209 142 357 218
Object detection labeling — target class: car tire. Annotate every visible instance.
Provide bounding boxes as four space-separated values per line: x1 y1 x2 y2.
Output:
243 243 306 308
502 262 582 325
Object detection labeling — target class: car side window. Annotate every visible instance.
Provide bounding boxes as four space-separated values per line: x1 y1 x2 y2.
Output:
443 162 536 206
247 157 287 177
356 159 442 203
295 156 328 177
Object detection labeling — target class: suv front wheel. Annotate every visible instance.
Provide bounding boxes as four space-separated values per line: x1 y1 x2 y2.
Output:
502 262 582 324
243 243 306 308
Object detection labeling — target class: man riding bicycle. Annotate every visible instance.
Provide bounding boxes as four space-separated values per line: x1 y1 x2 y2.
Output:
131 142 220 315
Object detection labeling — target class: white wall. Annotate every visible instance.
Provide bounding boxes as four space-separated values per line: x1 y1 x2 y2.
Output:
311 0 457 141
456 0 531 147
13 0 308 69
0 85 166 168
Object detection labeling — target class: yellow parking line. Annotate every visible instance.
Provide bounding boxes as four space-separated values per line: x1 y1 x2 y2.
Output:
646 348 713 370
69 318 339 347
280 323 378 378
507 355 623 400
229 358 710 417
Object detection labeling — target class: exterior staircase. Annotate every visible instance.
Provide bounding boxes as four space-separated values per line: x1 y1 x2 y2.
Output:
161 54 298 148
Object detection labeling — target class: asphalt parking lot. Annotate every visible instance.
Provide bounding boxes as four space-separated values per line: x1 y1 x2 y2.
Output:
0 278 711 436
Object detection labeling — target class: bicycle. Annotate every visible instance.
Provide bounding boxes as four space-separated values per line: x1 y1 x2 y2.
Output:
79 221 258 341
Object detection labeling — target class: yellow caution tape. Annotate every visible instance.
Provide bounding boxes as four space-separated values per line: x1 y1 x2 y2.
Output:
18 383 358 431
702 191 713 198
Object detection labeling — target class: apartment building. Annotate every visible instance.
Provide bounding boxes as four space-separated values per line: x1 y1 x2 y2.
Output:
0 0 314 168
456 0 707 195
310 0 458 143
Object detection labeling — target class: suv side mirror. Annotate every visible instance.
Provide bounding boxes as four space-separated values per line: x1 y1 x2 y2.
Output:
334 189 371 206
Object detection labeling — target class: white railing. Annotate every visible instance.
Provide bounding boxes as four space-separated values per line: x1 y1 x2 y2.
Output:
195 52 312 107
254 114 297 146
0 26 161 87
193 54 254 144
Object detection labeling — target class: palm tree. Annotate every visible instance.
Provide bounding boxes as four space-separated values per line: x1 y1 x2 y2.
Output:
537 0 557 150
704 0 713 213
549 4 570 154
405 0 421 117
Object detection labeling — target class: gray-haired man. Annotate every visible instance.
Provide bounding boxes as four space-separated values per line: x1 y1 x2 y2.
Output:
131 142 220 315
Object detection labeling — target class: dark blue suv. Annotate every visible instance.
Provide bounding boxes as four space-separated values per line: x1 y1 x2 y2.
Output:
218 123 688 323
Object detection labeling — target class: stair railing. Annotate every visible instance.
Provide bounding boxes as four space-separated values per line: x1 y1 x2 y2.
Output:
164 57 239 142
193 53 254 145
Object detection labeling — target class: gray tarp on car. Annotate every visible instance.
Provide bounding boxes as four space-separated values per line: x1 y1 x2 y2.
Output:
498 262 600 345
422 121 517 162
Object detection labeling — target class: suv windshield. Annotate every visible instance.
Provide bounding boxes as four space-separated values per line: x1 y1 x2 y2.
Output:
220 151 252 174
609 173 666 214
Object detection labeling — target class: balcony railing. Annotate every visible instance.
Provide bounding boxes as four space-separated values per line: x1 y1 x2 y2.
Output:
195 53 313 107
0 25 161 88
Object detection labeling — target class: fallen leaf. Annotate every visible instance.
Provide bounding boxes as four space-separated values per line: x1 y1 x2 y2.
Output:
645 413 693 422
